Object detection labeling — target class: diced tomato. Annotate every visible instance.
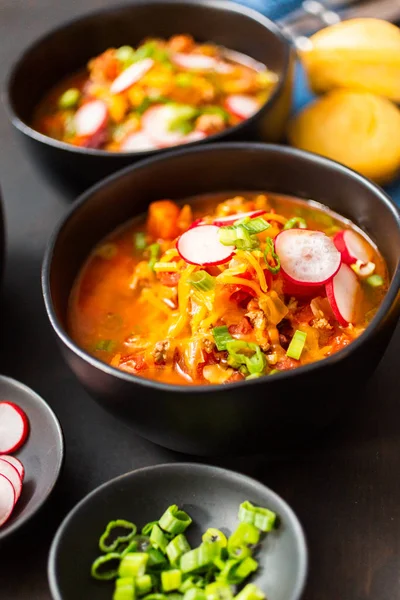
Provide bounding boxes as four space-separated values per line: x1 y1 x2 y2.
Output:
228 317 253 336
119 354 148 374
205 265 221 277
158 271 181 287
326 335 351 356
230 290 254 307
275 356 300 371
228 272 257 304
89 49 121 82
226 372 245 383
147 200 180 240
293 304 314 325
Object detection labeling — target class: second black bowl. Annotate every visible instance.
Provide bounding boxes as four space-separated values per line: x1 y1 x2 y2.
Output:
42 143 400 456
5 0 292 192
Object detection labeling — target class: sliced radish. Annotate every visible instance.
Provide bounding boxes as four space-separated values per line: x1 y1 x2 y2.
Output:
326 264 360 326
283 278 325 298
275 229 341 286
333 230 372 266
120 131 156 152
177 225 235 266
0 459 22 501
0 456 24 482
0 474 15 527
74 100 108 137
0 402 29 454
172 53 219 71
215 61 235 74
189 218 207 229
213 210 266 226
142 105 206 148
225 95 260 120
110 58 154 94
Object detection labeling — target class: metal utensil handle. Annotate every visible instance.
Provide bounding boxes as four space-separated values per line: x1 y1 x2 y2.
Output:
279 0 400 47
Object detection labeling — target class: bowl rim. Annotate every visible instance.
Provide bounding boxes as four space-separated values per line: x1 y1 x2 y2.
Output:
0 374 64 541
41 142 400 394
47 461 308 600
4 0 291 158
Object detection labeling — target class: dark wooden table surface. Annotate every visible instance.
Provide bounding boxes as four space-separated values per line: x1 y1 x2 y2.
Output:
1 1 400 599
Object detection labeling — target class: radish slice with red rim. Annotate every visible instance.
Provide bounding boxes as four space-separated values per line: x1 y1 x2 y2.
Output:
172 53 219 71
120 131 156 152
74 100 108 137
333 230 372 265
326 264 360 326
213 210 266 226
225 95 260 120
177 225 235 266
0 459 22 501
1 456 24 482
110 58 154 94
0 402 29 454
282 278 326 298
275 229 341 286
0 474 15 527
142 105 206 148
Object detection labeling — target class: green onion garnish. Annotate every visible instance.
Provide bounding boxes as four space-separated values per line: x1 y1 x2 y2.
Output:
150 524 169 553
238 501 276 533
263 238 280 274
180 543 220 574
135 232 147 251
201 106 230 123
119 553 149 578
136 575 153 596
286 330 307 361
212 326 233 351
115 45 136 66
142 521 158 536
113 576 135 600
188 271 215 292
161 569 182 592
234 583 265 600
96 339 116 353
159 505 192 534
176 73 195 88
99 519 137 553
147 547 168 569
183 589 207 600
202 528 227 548
241 217 270 235
366 274 384 287
179 576 205 593
205 582 233 600
283 217 307 230
225 341 266 376
148 243 161 270
166 534 191 565
91 552 121 580
58 88 80 109
219 224 259 251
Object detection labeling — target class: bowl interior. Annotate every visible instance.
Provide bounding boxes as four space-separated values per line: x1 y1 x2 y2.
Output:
47 144 400 332
8 0 288 125
0 375 64 541
48 463 307 600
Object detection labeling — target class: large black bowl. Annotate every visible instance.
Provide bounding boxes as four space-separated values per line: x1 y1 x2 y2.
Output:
48 463 307 600
5 0 292 192
42 143 400 456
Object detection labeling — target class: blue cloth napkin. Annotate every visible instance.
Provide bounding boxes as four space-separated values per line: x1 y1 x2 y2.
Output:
237 0 400 207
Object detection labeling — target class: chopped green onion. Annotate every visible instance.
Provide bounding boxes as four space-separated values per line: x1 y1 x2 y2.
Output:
151 524 169 553
263 238 280 274
116 45 136 66
120 540 139 556
91 553 121 581
169 595 184 600
366 274 384 287
162 569 182 592
148 243 161 270
238 501 276 533
233 584 265 600
242 217 270 235
234 557 258 580
119 553 149 578
205 582 233 600
99 519 137 553
188 271 216 292
219 225 258 251
143 595 168 600
201 529 227 549
180 543 220 574
167 534 191 565
215 559 242 585
283 217 307 230
183 589 207 600
201 106 230 123
179 576 205 593
95 242 118 259
135 232 147 251
136 575 153 596
58 88 80 109
229 522 260 547
225 341 266 376
95 339 116 352
246 373 261 380
142 521 159 536
159 505 193 535
167 105 199 133
212 326 233 351
286 330 307 361
147 547 168 569
114 577 136 600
